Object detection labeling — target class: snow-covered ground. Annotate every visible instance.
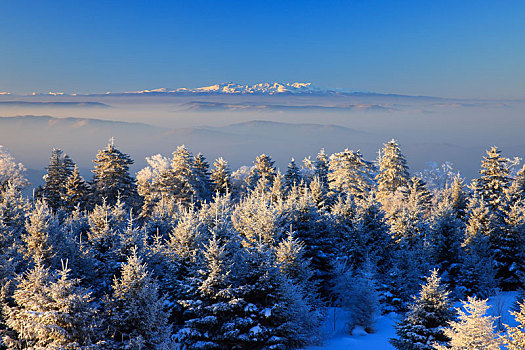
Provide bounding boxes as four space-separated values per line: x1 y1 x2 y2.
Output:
306 292 519 350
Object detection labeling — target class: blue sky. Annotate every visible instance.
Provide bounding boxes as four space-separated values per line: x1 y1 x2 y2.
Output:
1 1 524 98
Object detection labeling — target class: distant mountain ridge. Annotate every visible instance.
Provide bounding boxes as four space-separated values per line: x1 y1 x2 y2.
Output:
0 82 445 99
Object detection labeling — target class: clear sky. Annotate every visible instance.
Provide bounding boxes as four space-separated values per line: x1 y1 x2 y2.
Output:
1 1 524 98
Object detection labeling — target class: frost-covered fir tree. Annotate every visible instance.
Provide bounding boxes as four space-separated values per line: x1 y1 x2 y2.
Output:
232 192 282 247
284 158 302 191
104 249 171 349
390 270 455 350
328 149 374 199
404 176 433 218
275 230 314 288
495 198 525 289
210 157 232 196
85 198 127 294
504 301 525 349
507 164 525 203
3 262 97 349
333 258 380 334
175 234 242 349
429 198 464 290
309 176 329 211
92 140 137 206
460 197 498 298
234 244 322 349
22 200 59 266
314 149 330 189
43 148 75 210
168 145 205 205
435 297 501 350
353 194 393 272
63 164 90 211
448 175 469 219
193 153 212 202
246 154 277 190
277 186 336 298
376 139 410 205
477 146 510 213
0 145 29 192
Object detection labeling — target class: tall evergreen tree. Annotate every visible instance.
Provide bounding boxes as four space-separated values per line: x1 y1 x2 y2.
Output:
477 146 510 213
63 164 90 211
22 200 59 266
104 249 171 349
43 148 75 210
435 297 501 350
504 301 525 349
328 149 374 199
314 149 330 189
210 157 232 196
390 270 455 350
193 153 212 202
92 140 136 206
0 145 29 192
284 158 302 191
376 139 410 204
247 154 277 190
3 262 97 349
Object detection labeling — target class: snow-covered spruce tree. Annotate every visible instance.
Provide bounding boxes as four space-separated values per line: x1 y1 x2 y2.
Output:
498 198 525 290
460 197 498 298
136 153 172 216
104 249 171 349
233 244 322 349
210 157 232 196
429 197 464 291
504 301 525 349
143 194 180 238
477 146 510 213
328 149 375 199
193 153 212 203
270 171 286 204
284 158 302 191
376 139 410 205
507 164 525 203
85 198 127 294
275 229 318 299
390 270 455 350
309 176 329 211
403 176 433 218
434 296 501 350
0 183 27 306
22 200 59 267
333 258 380 334
0 145 29 192
175 234 242 349
476 146 516 289
92 140 137 207
166 204 205 279
43 148 75 211
314 148 330 190
63 164 90 212
353 194 393 273
277 186 336 298
3 262 97 349
246 154 277 190
448 175 469 220
232 192 282 247
168 145 205 206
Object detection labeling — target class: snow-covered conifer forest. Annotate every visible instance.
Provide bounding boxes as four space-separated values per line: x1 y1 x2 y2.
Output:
1 140 525 349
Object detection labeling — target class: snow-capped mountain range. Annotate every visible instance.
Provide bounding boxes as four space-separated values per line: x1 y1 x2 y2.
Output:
115 82 347 96
126 83 342 95
1 83 356 97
